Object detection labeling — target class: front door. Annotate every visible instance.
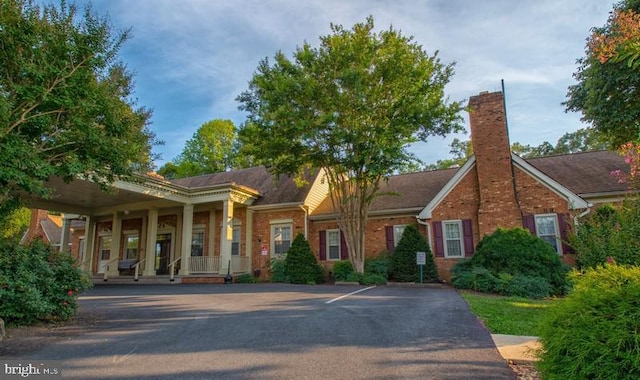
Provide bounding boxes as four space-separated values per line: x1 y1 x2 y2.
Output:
155 233 171 275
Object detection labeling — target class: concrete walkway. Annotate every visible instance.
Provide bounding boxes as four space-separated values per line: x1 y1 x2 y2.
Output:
491 334 541 363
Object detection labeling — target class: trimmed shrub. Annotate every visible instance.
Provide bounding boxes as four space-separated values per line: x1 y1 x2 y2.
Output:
364 252 391 278
571 200 640 269
537 264 640 379
451 227 570 297
269 257 289 283
284 234 324 284
0 239 91 325
500 274 553 299
471 227 570 295
234 273 257 283
333 260 354 281
360 274 387 286
390 225 438 282
451 266 500 293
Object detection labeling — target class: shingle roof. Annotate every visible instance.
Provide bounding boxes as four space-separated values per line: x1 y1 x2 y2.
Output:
525 150 629 196
312 168 458 215
170 166 316 206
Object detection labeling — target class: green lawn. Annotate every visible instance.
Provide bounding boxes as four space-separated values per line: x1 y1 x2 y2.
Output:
460 291 555 336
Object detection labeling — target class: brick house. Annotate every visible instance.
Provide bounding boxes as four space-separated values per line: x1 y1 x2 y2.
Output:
22 90 629 282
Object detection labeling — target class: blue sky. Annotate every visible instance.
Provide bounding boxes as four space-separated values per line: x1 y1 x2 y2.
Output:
71 0 616 169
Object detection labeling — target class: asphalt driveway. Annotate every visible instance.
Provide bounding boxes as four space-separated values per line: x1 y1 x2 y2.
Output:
2 284 515 379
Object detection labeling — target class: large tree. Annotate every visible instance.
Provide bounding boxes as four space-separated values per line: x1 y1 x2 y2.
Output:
565 0 640 148
0 0 156 219
237 17 463 272
158 119 238 179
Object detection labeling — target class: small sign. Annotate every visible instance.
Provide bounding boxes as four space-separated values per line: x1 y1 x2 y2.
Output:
261 244 268 256
416 251 426 265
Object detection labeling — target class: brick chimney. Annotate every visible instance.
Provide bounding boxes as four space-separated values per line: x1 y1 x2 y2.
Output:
468 91 522 236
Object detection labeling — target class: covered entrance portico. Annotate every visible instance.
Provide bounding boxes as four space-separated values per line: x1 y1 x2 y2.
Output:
26 174 259 280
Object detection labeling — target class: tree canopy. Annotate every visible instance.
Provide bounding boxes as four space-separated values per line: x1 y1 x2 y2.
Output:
0 0 156 219
158 119 239 179
565 0 640 148
237 16 463 272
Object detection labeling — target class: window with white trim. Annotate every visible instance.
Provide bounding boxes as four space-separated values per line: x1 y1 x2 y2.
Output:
443 220 463 258
191 228 204 256
535 214 561 254
393 225 406 246
231 226 241 256
271 224 292 256
124 234 139 260
327 229 341 261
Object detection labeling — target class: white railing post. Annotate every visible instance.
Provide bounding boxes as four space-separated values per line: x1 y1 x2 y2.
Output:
133 258 146 282
103 257 119 282
169 257 181 282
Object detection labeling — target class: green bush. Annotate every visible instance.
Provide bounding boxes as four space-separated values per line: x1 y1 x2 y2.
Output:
364 252 391 278
0 239 92 325
390 225 438 282
472 227 569 295
500 274 553 299
572 200 640 269
234 273 257 283
269 257 289 283
284 234 324 284
451 266 499 293
359 274 387 286
333 260 354 281
451 228 570 297
537 264 640 379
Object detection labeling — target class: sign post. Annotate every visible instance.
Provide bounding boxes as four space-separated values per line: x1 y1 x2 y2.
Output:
416 251 426 284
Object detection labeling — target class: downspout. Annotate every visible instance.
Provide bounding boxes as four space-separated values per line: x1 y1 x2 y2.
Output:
416 217 433 254
299 205 309 238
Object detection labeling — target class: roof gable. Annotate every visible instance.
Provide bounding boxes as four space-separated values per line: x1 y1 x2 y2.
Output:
418 153 591 219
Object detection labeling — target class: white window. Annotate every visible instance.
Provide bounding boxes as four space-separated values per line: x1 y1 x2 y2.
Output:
231 226 240 256
535 214 561 254
191 228 204 257
327 229 341 261
124 234 139 260
272 224 292 256
393 225 406 246
443 220 463 258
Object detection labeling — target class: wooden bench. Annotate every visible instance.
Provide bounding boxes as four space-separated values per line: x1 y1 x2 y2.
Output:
118 259 138 275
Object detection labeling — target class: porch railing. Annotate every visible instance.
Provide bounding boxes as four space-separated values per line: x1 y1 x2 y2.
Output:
189 256 221 274
169 257 181 282
232 256 250 273
133 258 146 282
103 257 119 282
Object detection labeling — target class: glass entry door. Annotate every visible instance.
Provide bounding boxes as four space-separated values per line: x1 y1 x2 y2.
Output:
155 233 171 275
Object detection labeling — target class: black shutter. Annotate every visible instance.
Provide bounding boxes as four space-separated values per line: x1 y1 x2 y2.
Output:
319 231 326 261
433 221 444 257
522 215 536 234
462 219 474 257
558 213 574 255
385 226 395 252
339 231 348 260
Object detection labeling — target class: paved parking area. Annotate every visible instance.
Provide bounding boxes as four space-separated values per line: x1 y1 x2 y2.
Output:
3 284 515 379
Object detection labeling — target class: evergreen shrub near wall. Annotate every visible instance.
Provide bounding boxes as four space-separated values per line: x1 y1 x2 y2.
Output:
451 227 570 298
0 239 92 325
390 225 438 282
283 234 325 284
537 264 640 379
332 260 354 281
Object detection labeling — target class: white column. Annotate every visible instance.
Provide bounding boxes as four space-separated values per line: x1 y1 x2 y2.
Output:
245 209 254 274
179 204 193 275
219 199 234 274
144 208 158 276
60 215 72 253
82 216 96 273
208 209 216 256
108 212 122 277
